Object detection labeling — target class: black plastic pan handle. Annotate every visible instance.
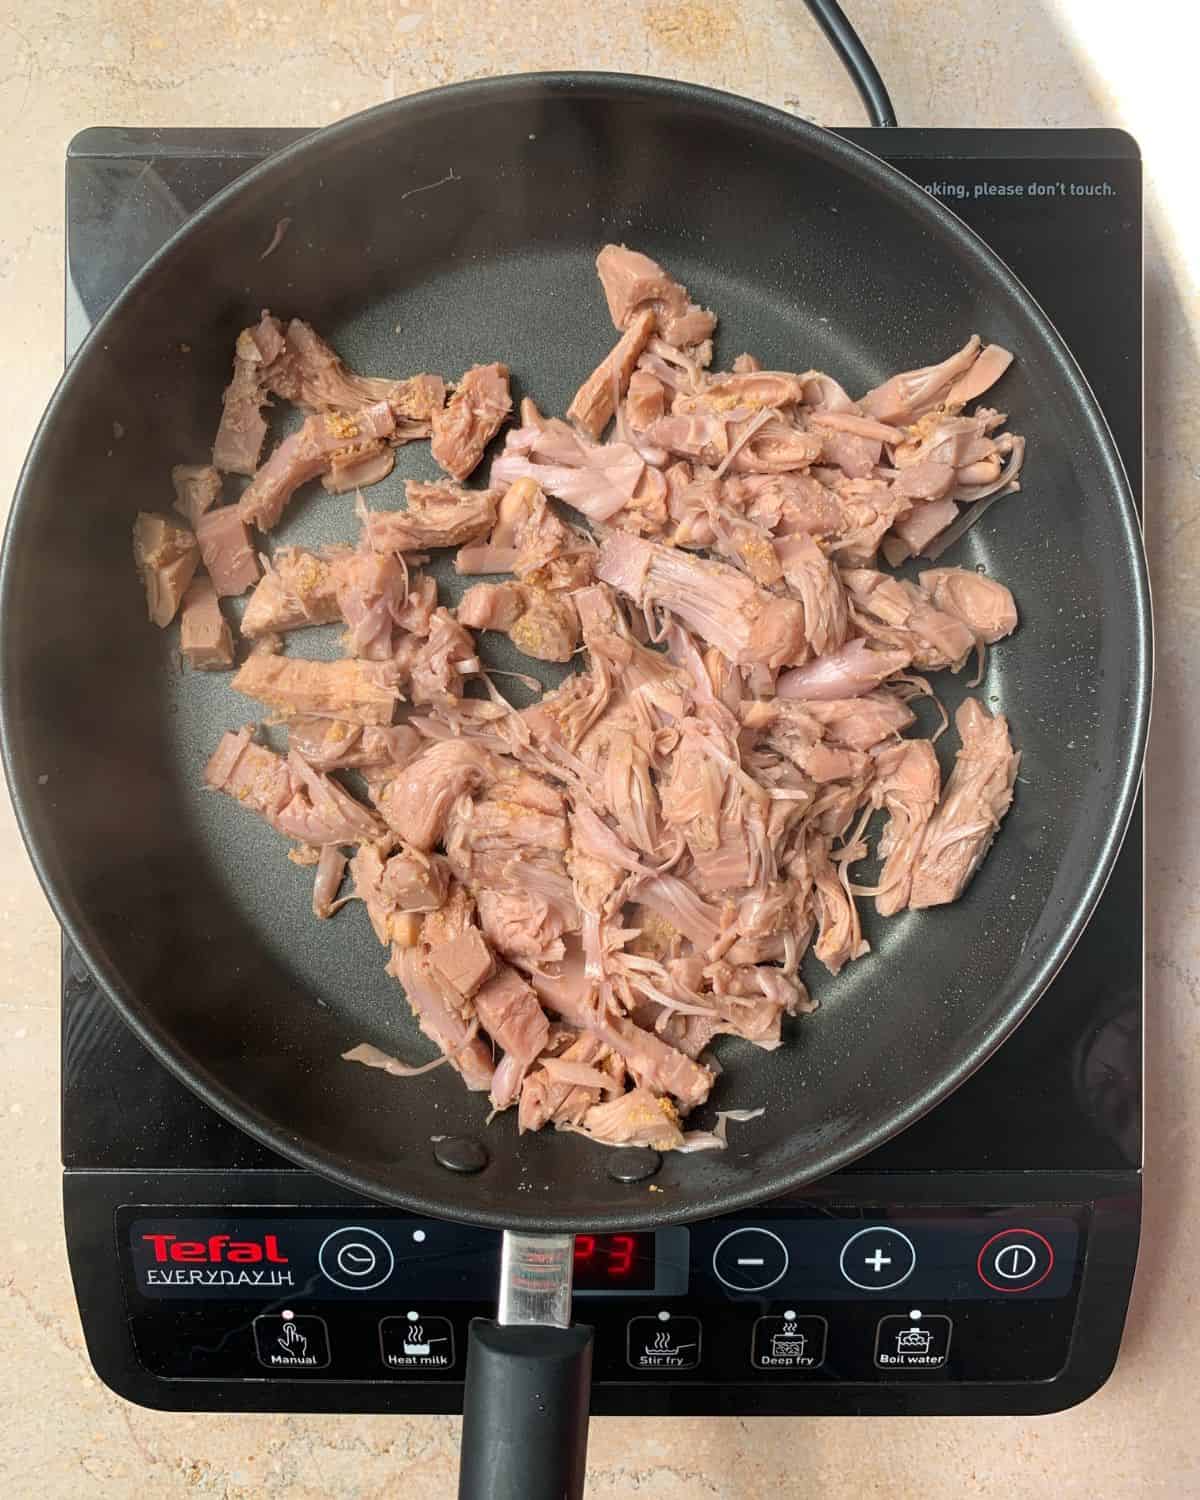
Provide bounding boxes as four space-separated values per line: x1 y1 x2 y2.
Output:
459 1320 593 1500
458 1233 593 1500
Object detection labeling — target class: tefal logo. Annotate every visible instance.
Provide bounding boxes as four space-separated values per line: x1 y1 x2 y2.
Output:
141 1233 289 1264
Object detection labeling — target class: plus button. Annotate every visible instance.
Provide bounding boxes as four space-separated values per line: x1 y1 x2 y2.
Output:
839 1227 917 1291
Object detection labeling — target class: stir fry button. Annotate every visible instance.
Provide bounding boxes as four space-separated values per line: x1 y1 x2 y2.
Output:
627 1313 703 1372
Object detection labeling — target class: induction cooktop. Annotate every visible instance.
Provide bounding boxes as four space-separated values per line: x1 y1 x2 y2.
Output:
60 123 1143 1416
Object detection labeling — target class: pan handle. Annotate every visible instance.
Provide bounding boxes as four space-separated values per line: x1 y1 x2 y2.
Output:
458 1233 593 1500
458 1320 593 1500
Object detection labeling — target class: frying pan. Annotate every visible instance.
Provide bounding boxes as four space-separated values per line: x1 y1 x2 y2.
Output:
0 72 1150 1497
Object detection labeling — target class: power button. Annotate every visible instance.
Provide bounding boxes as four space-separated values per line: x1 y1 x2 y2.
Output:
977 1228 1054 1293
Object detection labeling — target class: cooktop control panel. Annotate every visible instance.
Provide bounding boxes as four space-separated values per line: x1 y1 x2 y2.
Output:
114 1203 1084 1387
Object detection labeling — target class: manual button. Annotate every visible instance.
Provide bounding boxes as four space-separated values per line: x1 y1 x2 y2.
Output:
253 1311 330 1370
874 1312 952 1371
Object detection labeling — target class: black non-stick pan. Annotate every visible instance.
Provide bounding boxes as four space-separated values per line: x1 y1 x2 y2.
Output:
1 73 1150 1497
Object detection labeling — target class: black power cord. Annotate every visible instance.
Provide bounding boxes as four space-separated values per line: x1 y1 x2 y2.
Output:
802 0 898 127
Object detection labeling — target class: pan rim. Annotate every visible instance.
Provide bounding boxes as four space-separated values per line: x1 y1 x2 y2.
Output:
1 71 1152 1231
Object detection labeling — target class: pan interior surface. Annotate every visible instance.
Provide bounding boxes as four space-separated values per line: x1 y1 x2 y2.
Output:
1 76 1149 1230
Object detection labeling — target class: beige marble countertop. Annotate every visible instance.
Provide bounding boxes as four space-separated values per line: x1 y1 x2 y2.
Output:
1 1 1196 1494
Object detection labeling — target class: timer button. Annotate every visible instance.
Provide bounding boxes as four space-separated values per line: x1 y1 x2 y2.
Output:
317 1226 395 1291
712 1227 789 1292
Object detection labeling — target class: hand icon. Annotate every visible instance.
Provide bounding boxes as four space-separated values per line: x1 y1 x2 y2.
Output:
278 1321 308 1357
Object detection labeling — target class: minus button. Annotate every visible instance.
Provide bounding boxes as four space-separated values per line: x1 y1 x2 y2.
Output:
712 1228 789 1292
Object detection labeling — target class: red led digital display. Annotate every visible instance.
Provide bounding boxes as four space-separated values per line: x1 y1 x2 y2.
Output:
572 1233 654 1290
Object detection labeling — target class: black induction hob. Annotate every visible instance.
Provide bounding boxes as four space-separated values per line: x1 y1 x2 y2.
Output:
60 124 1143 1416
